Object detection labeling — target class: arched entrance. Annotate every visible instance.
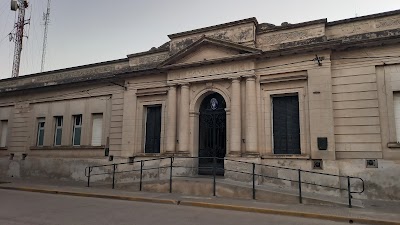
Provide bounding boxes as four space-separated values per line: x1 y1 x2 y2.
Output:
198 92 226 175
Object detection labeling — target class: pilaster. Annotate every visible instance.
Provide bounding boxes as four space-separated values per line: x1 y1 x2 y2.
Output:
229 78 242 156
166 85 177 153
178 84 190 153
245 76 259 155
121 88 137 157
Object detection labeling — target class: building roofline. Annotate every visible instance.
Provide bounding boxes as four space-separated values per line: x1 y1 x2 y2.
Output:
327 9 400 26
257 19 327 34
168 17 258 39
0 58 128 82
2 32 400 94
127 47 169 58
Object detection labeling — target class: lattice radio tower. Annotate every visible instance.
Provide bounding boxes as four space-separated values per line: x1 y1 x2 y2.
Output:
40 0 51 72
9 0 30 78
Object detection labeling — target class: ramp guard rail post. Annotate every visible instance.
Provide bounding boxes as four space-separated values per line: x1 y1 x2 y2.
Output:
84 156 364 208
348 176 352 208
252 163 256 200
139 160 143 191
169 157 173 193
298 169 302 204
112 164 116 189
213 157 216 196
87 167 92 187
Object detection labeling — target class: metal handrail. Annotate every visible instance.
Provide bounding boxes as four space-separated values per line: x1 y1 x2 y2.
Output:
84 156 364 208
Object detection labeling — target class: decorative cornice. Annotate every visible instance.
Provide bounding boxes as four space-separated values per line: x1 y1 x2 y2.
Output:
242 74 257 79
229 77 241 82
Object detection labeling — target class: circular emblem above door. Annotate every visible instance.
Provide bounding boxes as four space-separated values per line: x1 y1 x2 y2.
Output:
210 98 218 110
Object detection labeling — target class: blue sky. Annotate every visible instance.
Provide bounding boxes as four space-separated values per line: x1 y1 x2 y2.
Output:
0 0 399 79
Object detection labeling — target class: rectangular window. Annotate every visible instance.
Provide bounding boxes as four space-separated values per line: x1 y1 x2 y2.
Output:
144 106 161 153
91 114 103 146
394 92 400 142
72 115 82 146
0 120 8 147
37 118 45 146
54 116 63 146
272 95 300 154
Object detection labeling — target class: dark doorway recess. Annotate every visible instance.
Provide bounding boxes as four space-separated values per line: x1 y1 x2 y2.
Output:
272 95 301 154
198 93 226 175
145 105 162 153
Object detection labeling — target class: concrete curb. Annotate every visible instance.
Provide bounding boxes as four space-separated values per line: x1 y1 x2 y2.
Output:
180 201 400 225
0 186 178 205
1 186 399 225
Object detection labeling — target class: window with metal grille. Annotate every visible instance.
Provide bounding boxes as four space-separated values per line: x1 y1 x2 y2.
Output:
37 118 45 146
72 115 82 146
54 116 63 146
272 95 301 154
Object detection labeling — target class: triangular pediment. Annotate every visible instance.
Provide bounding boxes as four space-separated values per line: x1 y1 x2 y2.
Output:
159 36 261 68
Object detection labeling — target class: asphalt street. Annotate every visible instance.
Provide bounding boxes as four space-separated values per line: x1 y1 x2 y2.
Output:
0 189 355 225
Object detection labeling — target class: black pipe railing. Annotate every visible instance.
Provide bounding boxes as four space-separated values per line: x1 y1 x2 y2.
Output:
84 156 364 208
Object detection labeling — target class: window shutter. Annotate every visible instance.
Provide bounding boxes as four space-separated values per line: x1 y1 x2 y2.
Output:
91 114 103 146
0 121 8 147
394 93 400 143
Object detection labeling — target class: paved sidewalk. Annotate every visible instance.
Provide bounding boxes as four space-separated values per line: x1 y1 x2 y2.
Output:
0 177 399 225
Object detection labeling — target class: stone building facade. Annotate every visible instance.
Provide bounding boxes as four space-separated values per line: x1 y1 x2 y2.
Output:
1 10 400 200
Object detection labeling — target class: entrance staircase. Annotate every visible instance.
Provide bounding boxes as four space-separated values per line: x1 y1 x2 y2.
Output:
85 156 365 208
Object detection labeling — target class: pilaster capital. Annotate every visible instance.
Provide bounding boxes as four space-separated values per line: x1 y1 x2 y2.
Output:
229 77 241 83
167 85 177 92
242 74 257 80
180 83 190 88
167 84 177 88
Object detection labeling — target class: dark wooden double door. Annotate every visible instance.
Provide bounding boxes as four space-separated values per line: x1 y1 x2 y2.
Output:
198 93 226 175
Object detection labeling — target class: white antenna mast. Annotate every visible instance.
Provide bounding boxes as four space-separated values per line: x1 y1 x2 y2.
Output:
40 0 51 72
10 0 30 78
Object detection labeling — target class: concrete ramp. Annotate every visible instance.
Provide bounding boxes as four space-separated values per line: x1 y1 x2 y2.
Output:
116 177 363 208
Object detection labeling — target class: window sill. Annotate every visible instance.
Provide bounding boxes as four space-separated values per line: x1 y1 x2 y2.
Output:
387 142 400 148
30 145 105 150
132 153 162 157
132 152 191 157
261 154 310 159
0 147 7 151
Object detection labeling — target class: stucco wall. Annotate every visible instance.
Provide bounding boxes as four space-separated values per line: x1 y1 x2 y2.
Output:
331 44 400 160
332 65 382 158
0 83 125 158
